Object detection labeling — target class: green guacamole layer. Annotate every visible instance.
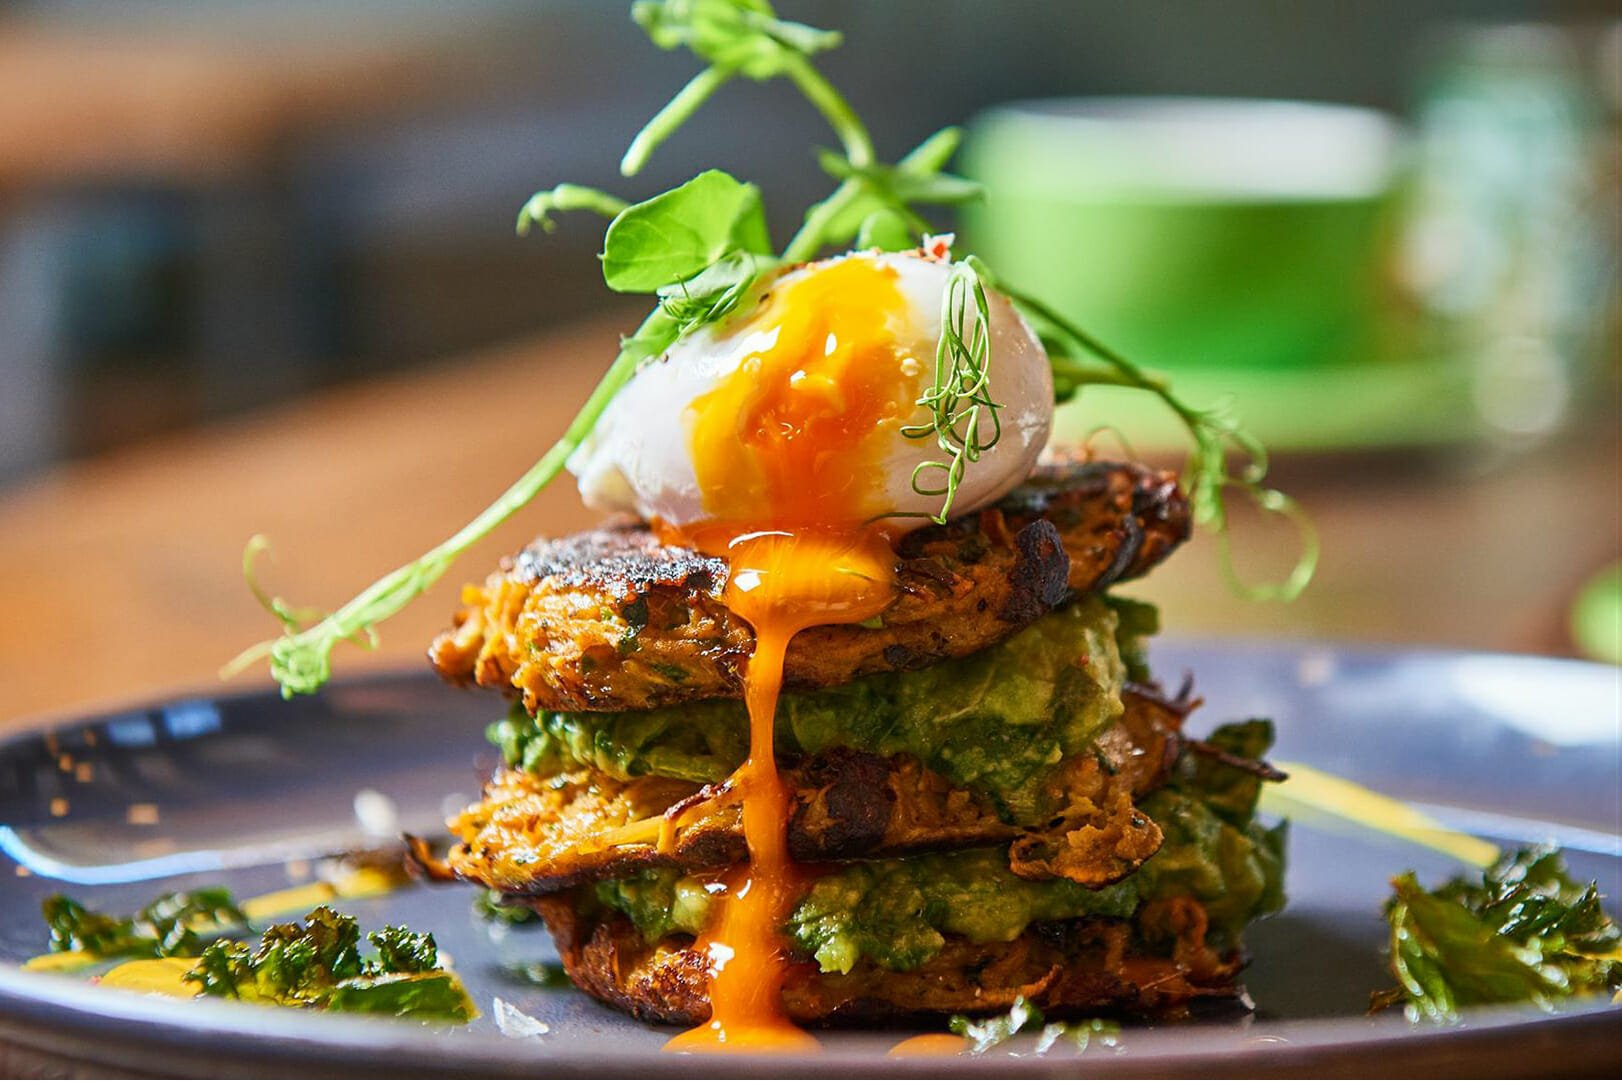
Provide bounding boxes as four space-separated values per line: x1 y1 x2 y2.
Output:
592 719 1286 974
491 596 1151 824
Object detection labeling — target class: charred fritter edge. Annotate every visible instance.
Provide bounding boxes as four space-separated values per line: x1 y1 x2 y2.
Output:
430 460 1189 713
444 686 1188 895
533 893 1241 1025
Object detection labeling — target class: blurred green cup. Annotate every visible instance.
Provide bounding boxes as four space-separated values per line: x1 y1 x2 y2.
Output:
958 98 1468 450
962 97 1403 373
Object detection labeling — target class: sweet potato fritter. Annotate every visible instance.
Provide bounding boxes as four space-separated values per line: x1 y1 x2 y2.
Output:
446 686 1189 895
430 460 1188 713
534 892 1241 1024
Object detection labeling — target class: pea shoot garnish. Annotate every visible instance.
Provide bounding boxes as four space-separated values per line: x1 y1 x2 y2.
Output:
231 0 1313 697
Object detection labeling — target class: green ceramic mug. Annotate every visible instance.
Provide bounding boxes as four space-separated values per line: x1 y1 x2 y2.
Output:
960 98 1405 376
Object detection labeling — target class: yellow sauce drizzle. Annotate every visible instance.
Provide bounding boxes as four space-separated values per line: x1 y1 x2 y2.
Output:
23 949 98 974
1262 761 1500 869
97 956 197 997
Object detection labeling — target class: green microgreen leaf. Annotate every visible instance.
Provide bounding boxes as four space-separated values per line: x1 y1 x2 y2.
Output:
601 169 770 293
632 0 840 78
654 248 771 327
816 147 982 210
891 125 964 175
516 184 629 236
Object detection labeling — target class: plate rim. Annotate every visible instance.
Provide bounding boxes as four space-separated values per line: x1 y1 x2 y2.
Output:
1 962 1618 1079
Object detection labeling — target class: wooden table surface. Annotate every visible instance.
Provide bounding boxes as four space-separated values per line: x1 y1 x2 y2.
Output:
0 20 448 191
1 311 1616 732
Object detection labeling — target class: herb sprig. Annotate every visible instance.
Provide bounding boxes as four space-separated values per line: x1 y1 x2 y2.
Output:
624 0 844 176
901 259 1002 524
1373 846 1622 1022
233 0 1313 697
516 185 629 236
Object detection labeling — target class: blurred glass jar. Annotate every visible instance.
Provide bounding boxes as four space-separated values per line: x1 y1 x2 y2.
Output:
1400 22 1619 445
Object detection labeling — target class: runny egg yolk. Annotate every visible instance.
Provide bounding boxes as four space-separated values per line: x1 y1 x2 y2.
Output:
663 257 915 1052
685 255 922 527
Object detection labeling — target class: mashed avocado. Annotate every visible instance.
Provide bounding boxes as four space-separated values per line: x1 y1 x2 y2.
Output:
598 848 1137 974
491 597 1129 823
593 720 1286 974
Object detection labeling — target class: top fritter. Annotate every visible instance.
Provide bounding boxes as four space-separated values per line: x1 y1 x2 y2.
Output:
430 459 1188 713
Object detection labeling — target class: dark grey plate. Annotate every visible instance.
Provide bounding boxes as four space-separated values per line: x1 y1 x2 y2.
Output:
0 641 1618 1078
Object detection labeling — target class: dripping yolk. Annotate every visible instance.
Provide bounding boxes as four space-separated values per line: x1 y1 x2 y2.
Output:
665 257 917 1053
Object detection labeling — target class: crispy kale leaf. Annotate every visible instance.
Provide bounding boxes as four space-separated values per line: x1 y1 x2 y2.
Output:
367 926 441 974
42 896 143 957
187 907 472 1022
1376 846 1622 1022
1135 718 1288 949
44 889 471 1022
42 888 247 960
1176 718 1284 829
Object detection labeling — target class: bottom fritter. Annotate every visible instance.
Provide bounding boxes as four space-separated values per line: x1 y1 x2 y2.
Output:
534 892 1243 1024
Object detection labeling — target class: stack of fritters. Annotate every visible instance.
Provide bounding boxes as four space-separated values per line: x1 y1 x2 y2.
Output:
429 460 1286 1023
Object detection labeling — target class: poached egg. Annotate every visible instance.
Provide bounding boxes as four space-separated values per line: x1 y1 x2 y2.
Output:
568 247 1053 532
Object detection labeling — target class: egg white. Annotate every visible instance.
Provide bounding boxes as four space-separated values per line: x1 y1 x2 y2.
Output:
568 249 1054 529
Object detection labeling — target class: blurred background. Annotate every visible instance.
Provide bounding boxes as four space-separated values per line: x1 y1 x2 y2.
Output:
0 0 1617 723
